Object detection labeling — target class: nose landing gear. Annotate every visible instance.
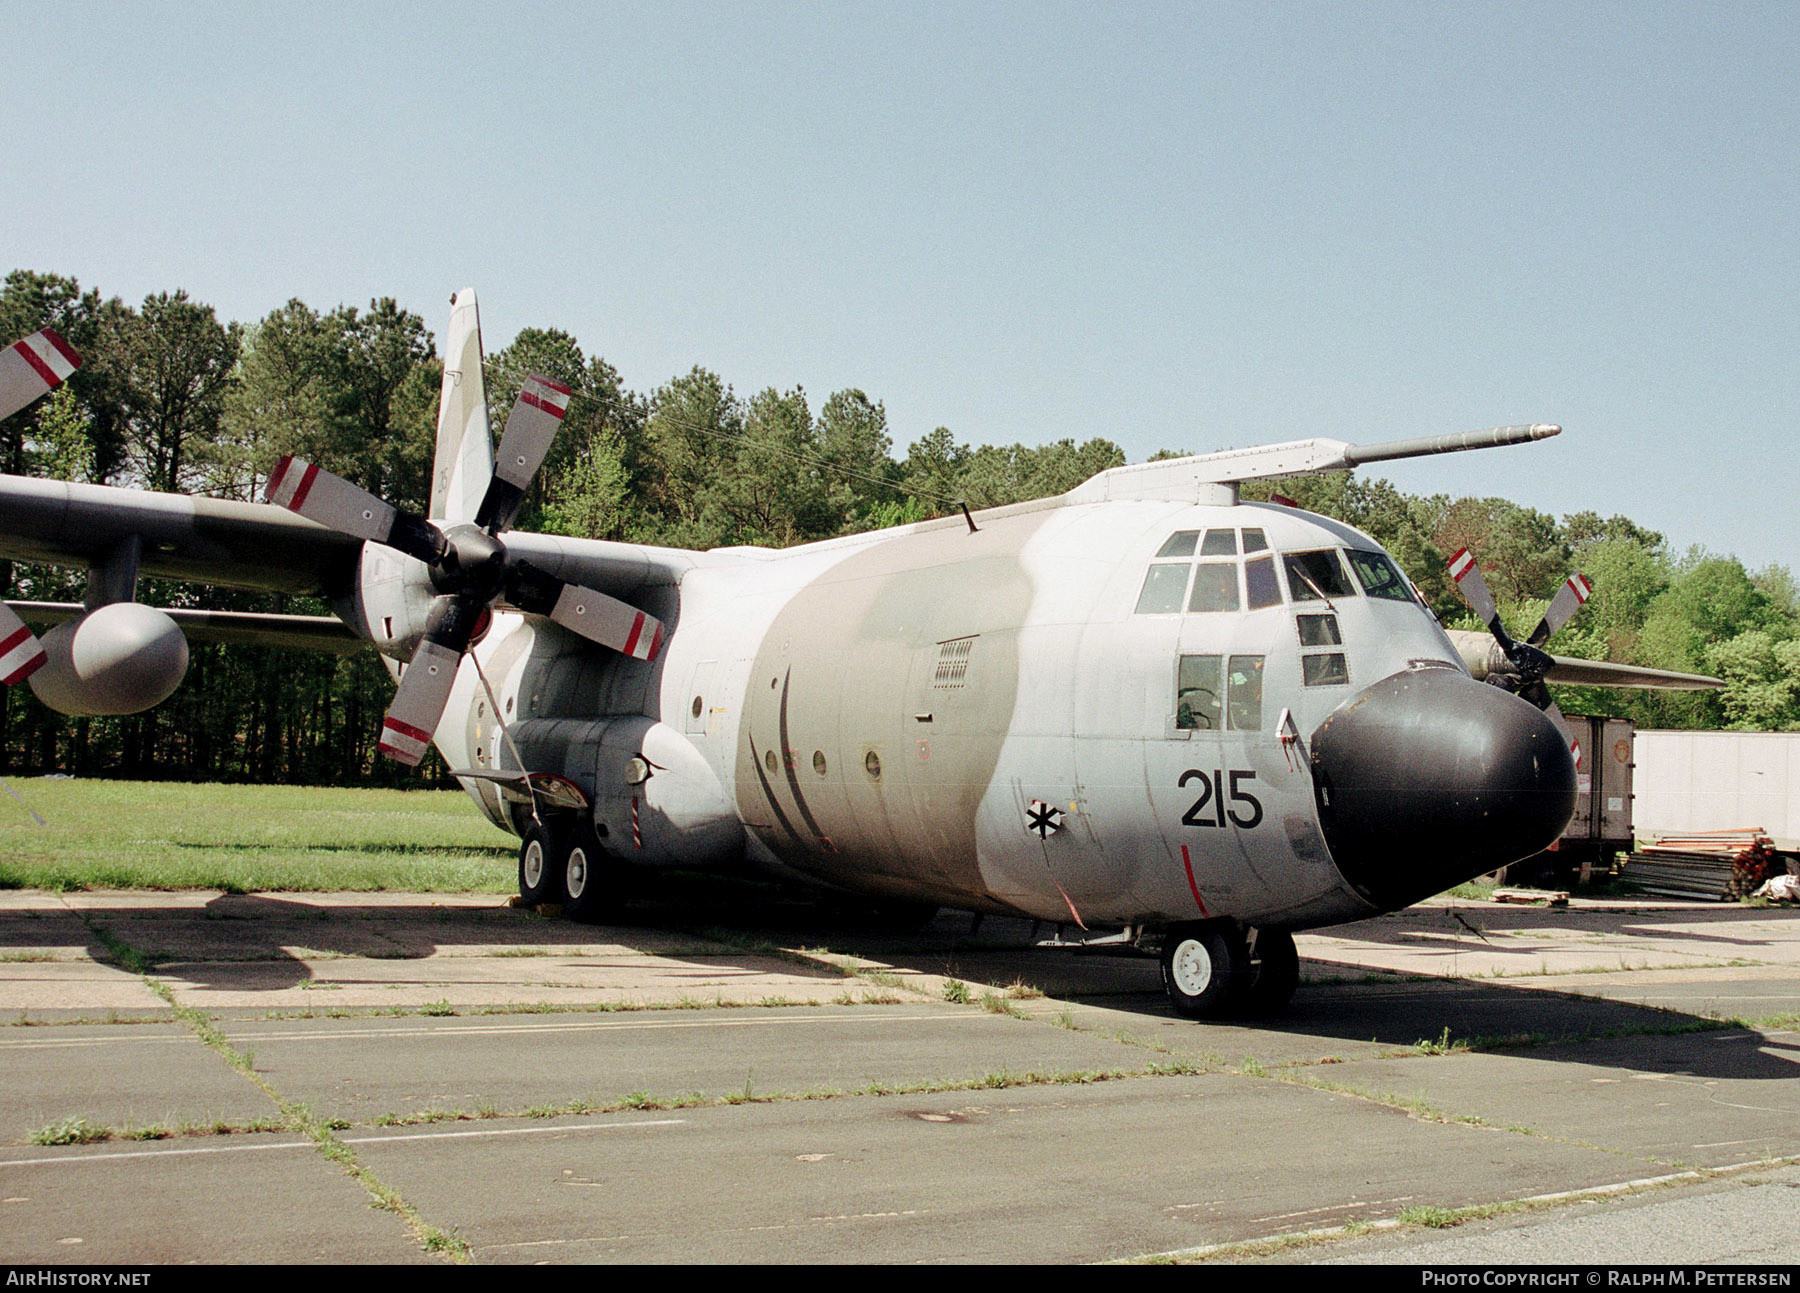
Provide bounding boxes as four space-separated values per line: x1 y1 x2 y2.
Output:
1158 922 1298 1020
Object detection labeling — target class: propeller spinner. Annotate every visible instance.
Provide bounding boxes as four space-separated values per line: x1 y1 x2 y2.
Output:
1447 547 1591 762
266 373 665 765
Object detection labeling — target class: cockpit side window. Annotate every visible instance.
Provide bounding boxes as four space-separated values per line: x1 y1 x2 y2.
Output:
1134 563 1190 614
1175 655 1223 730
1346 549 1415 602
1227 655 1264 730
1176 654 1265 731
1284 549 1356 602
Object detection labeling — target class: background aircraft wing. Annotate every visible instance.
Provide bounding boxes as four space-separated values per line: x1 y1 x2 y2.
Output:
0 475 702 605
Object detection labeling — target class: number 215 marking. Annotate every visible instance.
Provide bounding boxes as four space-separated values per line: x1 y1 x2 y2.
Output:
1179 768 1263 830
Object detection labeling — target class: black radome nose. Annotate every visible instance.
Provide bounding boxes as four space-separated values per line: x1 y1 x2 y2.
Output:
1309 666 1576 910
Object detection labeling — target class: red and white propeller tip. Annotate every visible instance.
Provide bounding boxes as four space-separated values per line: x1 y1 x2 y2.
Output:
0 328 82 424
262 372 665 765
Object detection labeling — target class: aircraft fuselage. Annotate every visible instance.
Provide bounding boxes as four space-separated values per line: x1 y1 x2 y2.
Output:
434 494 1576 935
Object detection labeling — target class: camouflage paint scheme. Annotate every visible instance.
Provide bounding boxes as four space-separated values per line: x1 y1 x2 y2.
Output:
429 484 1469 932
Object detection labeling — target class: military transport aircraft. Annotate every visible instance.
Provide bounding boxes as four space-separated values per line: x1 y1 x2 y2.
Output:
0 294 1721 1020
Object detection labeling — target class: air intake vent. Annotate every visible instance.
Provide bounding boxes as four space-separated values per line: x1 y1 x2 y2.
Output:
933 637 976 690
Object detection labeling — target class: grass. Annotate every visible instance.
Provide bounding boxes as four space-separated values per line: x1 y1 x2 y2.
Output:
0 780 514 893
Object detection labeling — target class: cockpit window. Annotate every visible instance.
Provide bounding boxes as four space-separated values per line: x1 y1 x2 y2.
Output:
1297 614 1342 647
1200 528 1237 556
1134 563 1190 614
1284 549 1356 602
1176 654 1265 731
1242 528 1269 553
1245 555 1282 609
1347 549 1415 602
1227 655 1264 730
1187 563 1240 613
1155 531 1200 558
1175 655 1223 730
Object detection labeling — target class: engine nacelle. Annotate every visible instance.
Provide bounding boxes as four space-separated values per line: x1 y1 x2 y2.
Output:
28 603 190 716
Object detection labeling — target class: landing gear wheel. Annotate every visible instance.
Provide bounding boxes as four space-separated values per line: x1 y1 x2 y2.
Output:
561 823 614 924
1160 923 1249 1020
1239 928 1299 1018
518 822 567 907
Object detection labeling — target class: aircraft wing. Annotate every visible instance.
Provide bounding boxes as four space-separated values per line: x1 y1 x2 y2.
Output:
1541 655 1723 691
0 476 361 595
0 474 701 605
1444 629 1722 692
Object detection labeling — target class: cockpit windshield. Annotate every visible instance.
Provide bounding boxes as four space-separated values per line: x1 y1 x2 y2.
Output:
1345 550 1416 603
1283 550 1356 602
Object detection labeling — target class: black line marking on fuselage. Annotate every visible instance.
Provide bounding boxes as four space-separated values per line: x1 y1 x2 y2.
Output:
776 667 832 849
747 732 807 851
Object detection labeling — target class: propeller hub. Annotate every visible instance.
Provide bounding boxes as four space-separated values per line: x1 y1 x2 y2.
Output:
432 524 508 599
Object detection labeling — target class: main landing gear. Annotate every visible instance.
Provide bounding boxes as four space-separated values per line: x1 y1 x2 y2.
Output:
516 818 621 923
1158 922 1298 1021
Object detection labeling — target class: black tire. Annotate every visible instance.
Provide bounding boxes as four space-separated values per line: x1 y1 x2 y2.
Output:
517 821 567 907
1159 923 1249 1020
561 822 614 924
1237 928 1299 1018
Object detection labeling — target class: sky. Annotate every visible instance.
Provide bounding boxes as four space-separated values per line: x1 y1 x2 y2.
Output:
5 2 1796 575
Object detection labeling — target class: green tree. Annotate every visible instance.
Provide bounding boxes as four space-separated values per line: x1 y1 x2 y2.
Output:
118 291 240 493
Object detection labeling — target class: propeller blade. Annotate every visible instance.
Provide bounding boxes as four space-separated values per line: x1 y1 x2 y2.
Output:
0 603 46 686
1445 547 1504 639
265 456 442 565
474 373 572 533
1526 571 1592 648
376 597 482 765
1518 679 1582 764
0 328 81 423
504 561 664 660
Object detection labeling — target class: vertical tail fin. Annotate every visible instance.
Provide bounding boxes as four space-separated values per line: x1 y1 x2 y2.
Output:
430 289 495 523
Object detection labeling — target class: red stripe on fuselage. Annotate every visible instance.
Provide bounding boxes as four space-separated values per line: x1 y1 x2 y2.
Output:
1180 845 1210 917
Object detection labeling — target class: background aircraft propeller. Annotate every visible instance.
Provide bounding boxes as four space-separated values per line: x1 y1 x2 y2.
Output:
1447 547 1592 762
266 373 665 765
0 328 81 689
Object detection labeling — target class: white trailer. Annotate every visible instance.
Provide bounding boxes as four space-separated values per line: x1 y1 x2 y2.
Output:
1634 730 1800 848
